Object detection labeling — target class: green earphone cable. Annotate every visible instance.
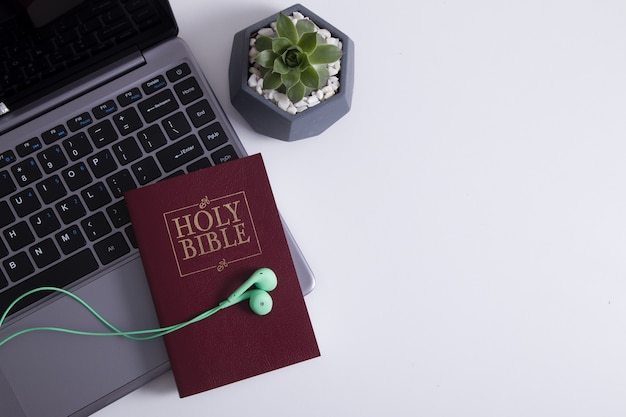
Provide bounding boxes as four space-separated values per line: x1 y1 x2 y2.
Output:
0 286 223 347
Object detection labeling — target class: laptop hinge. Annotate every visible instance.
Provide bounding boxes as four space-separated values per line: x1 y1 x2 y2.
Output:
0 49 146 135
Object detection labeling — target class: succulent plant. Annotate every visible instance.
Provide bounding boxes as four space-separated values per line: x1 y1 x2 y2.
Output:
254 13 343 103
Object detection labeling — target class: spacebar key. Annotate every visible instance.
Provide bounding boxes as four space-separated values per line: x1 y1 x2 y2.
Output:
0 249 99 317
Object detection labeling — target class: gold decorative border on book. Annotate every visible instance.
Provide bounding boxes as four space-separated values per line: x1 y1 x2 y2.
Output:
163 191 262 278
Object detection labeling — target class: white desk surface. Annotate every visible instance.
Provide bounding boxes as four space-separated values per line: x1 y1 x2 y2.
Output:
95 1 626 416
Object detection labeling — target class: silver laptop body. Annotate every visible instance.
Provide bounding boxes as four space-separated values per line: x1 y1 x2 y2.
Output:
0 2 314 416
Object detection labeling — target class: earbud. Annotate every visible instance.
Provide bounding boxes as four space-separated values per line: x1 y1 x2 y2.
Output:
219 268 277 315
226 267 278 300
233 289 273 316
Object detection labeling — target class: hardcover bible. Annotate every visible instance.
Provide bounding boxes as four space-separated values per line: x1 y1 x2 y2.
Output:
124 154 319 397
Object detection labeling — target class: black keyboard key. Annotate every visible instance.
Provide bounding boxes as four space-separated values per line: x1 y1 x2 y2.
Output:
174 76 203 105
162 111 191 140
199 123 228 151
16 138 42 157
117 87 142 106
137 124 167 152
0 249 98 317
41 125 68 144
29 238 61 268
94 232 130 265
156 135 202 172
141 75 167 95
67 112 93 131
138 89 179 123
37 145 68 173
62 162 92 191
0 201 15 228
55 195 86 224
87 149 117 178
166 63 191 83
81 212 112 242
30 208 61 238
0 170 16 197
187 157 213 172
0 150 16 168
113 107 143 136
10 188 41 217
112 137 142 165
106 169 136 198
186 99 215 128
212 145 239 165
3 252 34 282
0 239 7 258
63 132 94 161
3 221 35 251
131 156 161 185
36 175 67 204
11 157 42 187
55 224 86 254
81 182 112 210
92 100 117 119
0 270 6 290
88 119 118 148
106 200 130 227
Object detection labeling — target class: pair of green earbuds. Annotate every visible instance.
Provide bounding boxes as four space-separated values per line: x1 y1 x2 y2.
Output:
0 268 277 347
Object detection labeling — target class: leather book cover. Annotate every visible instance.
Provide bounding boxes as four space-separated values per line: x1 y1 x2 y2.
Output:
124 154 320 397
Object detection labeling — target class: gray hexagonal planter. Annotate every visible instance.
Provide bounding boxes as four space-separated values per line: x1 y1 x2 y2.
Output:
229 4 354 141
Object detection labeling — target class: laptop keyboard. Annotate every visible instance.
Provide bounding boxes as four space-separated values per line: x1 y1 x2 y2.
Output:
0 62 240 315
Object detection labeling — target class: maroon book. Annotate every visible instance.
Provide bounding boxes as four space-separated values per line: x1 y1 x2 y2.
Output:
124 154 319 397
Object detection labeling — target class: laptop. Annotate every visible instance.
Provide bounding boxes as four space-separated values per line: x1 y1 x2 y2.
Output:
0 1 315 416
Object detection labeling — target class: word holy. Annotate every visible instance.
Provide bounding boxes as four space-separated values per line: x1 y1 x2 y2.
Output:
170 200 251 260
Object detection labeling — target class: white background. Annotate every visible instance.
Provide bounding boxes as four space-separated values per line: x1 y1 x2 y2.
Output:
96 0 626 416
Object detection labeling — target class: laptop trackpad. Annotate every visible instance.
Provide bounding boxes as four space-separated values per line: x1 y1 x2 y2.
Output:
0 259 169 417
